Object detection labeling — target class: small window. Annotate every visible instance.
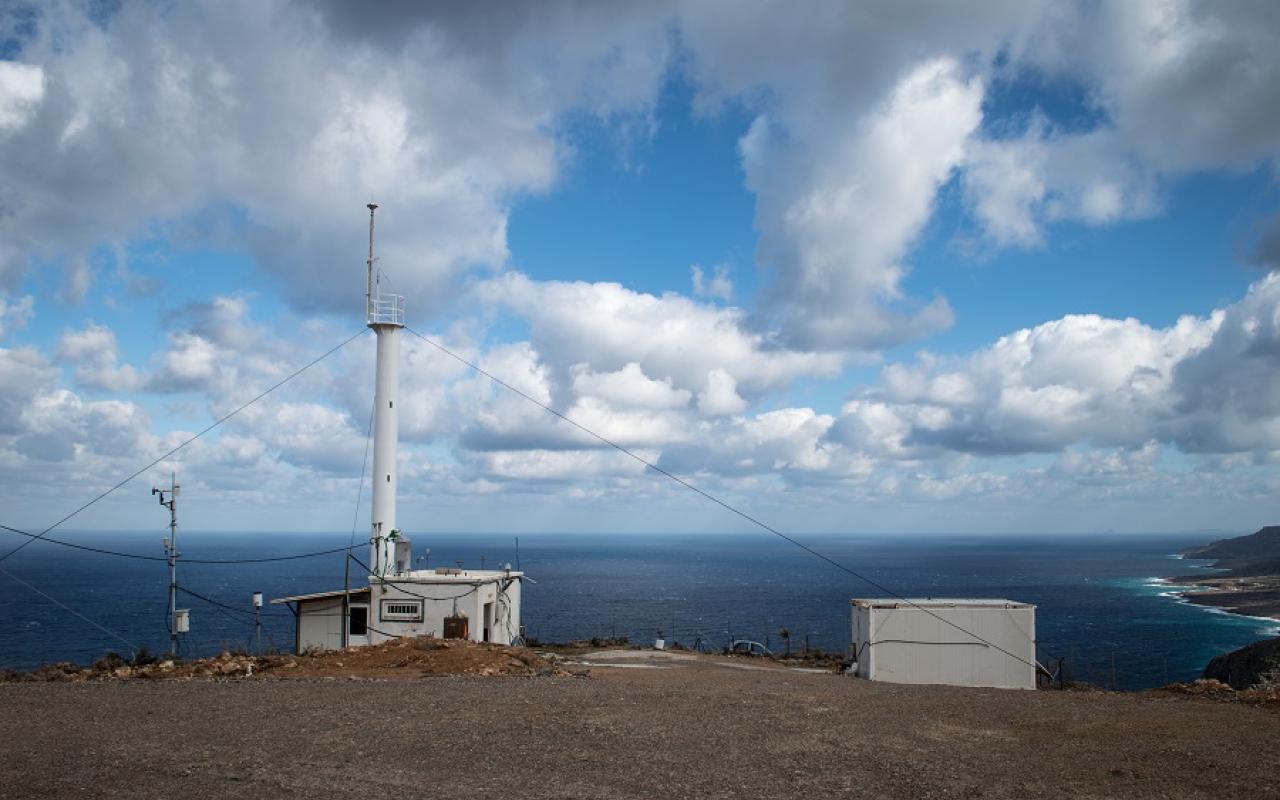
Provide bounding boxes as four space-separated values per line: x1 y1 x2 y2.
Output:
381 599 424 622
386 474 391 482
389 400 393 408
349 606 367 636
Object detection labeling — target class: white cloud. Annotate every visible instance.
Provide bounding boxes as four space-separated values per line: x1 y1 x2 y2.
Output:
0 1 671 307
8 1 1279 361
831 274 1280 463
690 263 733 302
966 1 1280 245
6 3 1280 531
0 61 42 130
0 294 33 340
0 344 58 436
735 58 978 350
56 323 142 392
697 368 747 416
571 362 691 410
476 272 843 399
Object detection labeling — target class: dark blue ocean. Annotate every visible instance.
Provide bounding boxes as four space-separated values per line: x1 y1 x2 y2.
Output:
1 531 1275 690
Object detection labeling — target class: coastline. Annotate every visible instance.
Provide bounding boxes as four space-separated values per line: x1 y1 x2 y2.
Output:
1159 571 1280 624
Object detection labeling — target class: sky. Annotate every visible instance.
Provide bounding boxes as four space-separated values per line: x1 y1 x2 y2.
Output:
1 1 1280 535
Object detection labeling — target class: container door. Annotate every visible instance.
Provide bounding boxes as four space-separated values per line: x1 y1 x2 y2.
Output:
483 601 494 642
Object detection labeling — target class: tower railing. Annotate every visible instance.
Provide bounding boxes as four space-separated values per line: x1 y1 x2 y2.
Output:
367 291 405 326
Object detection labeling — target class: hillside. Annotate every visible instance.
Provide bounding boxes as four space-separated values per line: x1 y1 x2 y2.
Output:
1203 637 1280 690
1181 526 1280 571
1170 527 1280 622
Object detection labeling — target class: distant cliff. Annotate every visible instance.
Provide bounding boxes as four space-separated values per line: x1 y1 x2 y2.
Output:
1180 526 1280 575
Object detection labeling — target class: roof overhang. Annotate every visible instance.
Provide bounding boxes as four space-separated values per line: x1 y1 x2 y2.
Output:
271 587 371 605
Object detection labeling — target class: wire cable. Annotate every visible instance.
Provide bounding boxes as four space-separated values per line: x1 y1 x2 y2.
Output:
177 586 289 619
405 325 1042 672
347 553 483 602
0 328 369 565
0 565 139 653
342 397 375 591
0 525 355 564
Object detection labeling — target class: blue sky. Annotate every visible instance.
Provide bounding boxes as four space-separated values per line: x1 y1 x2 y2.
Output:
2 1 1280 535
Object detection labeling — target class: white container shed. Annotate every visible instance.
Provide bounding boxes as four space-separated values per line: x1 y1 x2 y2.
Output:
851 599 1037 690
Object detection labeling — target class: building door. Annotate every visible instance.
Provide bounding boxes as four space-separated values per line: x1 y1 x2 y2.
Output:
348 604 369 647
483 601 494 642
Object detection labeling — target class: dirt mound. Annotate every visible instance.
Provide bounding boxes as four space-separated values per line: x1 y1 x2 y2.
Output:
1 637 575 682
1151 678 1280 707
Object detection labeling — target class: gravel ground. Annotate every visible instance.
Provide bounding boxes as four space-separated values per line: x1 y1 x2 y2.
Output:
1 659 1277 799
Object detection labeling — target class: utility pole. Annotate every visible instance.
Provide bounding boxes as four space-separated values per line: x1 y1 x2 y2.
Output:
253 592 263 654
153 472 180 657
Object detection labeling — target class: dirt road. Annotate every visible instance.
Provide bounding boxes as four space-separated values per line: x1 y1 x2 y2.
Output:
1 652 1276 799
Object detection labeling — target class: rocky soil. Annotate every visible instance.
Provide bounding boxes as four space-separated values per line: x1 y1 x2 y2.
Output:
2 651 1279 799
0 637 569 683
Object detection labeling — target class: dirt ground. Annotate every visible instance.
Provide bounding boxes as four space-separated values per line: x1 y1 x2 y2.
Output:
1 648 1278 799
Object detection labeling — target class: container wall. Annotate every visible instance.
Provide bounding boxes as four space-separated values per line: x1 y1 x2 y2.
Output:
864 605 1035 689
852 605 873 679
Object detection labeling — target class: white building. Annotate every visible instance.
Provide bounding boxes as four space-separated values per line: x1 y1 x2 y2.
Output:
850 598 1037 690
274 561 523 652
273 205 523 652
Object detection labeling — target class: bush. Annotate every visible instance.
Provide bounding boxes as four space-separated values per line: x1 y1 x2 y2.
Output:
131 647 159 666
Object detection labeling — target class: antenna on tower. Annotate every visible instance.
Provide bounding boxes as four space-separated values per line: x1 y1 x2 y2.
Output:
366 203 378 323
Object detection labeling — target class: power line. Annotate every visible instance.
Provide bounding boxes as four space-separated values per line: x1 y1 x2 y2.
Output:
342 396 375 648
404 326 1042 672
347 553 482 602
177 585 289 619
348 398 375 554
183 547 353 565
0 524 166 561
0 328 369 565
0 524 355 565
0 565 139 653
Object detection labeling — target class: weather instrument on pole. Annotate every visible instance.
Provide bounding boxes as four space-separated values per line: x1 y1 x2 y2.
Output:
153 472 185 656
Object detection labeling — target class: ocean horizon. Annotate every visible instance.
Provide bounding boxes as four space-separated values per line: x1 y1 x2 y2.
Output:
2 530 1276 690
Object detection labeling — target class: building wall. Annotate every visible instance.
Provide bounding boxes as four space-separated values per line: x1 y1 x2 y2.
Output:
852 604 1036 690
297 596 346 653
365 577 523 646
293 577 524 653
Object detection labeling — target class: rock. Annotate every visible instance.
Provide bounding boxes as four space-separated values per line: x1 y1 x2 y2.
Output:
1202 637 1280 690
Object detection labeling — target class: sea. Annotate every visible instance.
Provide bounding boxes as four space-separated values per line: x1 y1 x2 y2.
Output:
1 530 1276 690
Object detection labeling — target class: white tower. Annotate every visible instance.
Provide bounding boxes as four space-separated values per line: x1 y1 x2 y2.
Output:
366 203 405 577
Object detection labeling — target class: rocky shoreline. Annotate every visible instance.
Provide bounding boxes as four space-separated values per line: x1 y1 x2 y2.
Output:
1167 573 1280 623
1165 526 1280 624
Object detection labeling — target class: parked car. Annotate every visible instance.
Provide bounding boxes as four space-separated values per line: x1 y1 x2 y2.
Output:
728 639 773 657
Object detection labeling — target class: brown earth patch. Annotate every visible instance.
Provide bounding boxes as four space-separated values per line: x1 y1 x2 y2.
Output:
0 637 574 682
